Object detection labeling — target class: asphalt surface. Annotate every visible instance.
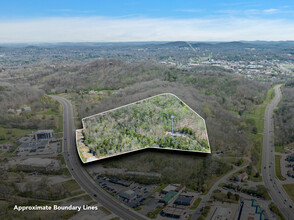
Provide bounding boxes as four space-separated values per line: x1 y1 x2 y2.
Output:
261 85 294 219
51 95 148 220
191 162 249 220
52 86 294 220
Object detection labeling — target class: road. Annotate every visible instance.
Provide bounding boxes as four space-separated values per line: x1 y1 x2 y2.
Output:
192 85 294 219
261 85 294 219
51 95 147 220
191 162 249 219
52 85 294 220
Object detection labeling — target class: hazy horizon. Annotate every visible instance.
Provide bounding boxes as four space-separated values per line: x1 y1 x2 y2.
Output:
1 0 294 43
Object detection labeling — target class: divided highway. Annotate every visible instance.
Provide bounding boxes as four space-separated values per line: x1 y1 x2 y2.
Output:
52 95 147 220
261 85 294 219
52 85 294 220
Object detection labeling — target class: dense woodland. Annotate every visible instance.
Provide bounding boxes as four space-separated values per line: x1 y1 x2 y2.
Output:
82 94 209 158
0 83 60 131
0 42 293 193
1 58 269 155
100 151 233 193
274 81 294 146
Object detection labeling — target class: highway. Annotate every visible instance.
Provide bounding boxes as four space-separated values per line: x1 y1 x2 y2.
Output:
51 95 147 220
52 85 294 220
261 85 294 219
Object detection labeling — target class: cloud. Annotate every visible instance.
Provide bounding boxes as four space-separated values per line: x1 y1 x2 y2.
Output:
263 8 279 13
175 9 203 13
0 16 293 42
263 8 279 14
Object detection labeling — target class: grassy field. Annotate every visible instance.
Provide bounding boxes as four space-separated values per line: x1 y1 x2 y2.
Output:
282 184 294 203
0 126 34 144
67 194 92 202
155 184 168 193
275 146 285 153
61 179 81 192
269 203 287 220
38 96 64 135
275 155 286 181
190 198 202 210
77 144 88 163
99 206 111 215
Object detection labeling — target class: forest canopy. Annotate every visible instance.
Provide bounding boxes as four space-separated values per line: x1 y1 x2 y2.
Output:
77 93 210 162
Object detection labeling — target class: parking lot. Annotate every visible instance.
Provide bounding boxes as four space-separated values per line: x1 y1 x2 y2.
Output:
96 176 157 208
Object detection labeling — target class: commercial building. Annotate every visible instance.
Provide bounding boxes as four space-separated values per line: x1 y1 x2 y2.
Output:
174 195 194 206
17 158 60 171
119 190 136 201
238 199 265 220
34 130 54 140
210 207 231 220
161 206 186 219
160 191 178 204
162 184 184 194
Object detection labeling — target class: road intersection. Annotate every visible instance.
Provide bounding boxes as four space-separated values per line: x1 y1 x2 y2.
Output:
53 85 294 219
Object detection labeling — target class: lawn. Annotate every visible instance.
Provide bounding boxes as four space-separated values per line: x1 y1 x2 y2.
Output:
190 198 202 210
61 179 81 192
0 126 34 144
275 155 286 181
269 203 287 220
275 146 285 153
99 206 111 215
155 184 168 193
282 184 294 203
67 194 92 202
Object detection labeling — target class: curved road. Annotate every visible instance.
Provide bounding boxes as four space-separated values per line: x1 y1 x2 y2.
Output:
51 95 147 220
52 85 293 220
261 85 294 219
191 161 249 220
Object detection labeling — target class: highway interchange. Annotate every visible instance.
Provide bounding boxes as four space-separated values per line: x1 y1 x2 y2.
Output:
53 84 293 219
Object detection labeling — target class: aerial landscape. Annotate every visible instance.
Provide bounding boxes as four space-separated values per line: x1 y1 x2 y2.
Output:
77 93 210 162
1 1 294 220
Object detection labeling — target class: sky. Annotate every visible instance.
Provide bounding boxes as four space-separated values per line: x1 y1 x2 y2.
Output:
1 0 294 42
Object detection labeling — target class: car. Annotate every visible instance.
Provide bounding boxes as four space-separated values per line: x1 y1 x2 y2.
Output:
290 205 292 208
94 194 97 197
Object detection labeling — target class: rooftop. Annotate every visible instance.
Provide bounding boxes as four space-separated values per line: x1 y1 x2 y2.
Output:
160 191 178 203
19 158 55 167
162 206 185 217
